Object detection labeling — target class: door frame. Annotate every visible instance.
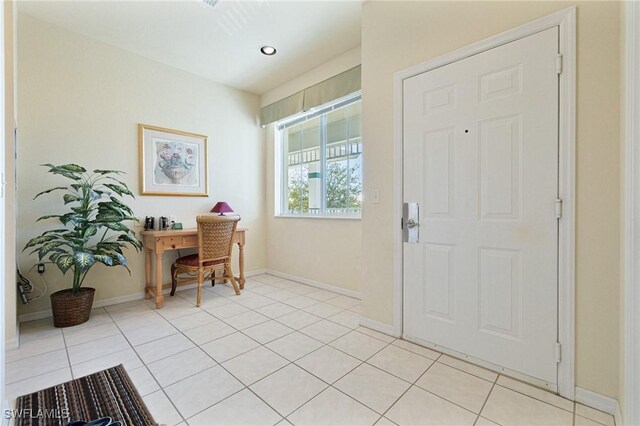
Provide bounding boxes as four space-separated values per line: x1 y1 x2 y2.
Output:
392 7 576 399
623 1 640 424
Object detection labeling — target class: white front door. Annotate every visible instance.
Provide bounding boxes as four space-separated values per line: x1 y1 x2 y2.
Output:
403 27 559 384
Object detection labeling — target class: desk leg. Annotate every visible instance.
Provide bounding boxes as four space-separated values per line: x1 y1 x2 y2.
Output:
238 241 245 289
144 248 152 300
155 252 165 308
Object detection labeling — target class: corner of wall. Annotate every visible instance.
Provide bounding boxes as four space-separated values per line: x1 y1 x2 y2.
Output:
4 0 17 346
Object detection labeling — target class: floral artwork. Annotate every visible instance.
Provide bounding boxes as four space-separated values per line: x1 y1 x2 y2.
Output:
153 139 199 186
139 124 208 196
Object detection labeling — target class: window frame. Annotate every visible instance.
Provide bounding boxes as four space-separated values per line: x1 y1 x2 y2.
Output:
274 93 362 219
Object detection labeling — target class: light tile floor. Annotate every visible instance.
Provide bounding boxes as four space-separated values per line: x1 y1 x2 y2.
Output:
6 274 616 426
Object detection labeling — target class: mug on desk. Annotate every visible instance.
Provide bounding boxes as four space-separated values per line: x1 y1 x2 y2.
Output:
144 216 155 230
159 216 170 230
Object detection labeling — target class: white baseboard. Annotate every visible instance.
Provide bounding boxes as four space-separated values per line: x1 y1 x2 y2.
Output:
245 269 267 277
4 337 18 350
18 291 148 323
17 269 269 324
3 399 11 426
575 387 622 425
359 316 400 338
5 322 19 349
265 269 361 300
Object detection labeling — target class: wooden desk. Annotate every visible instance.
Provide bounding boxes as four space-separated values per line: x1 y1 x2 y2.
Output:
141 228 247 308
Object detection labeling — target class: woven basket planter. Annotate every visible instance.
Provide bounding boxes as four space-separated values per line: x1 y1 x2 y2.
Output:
50 288 96 328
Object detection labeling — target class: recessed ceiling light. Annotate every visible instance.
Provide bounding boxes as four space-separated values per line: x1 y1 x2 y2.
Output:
260 46 277 56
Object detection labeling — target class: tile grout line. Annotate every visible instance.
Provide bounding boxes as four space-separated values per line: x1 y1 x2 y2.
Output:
412 371 498 419
473 370 501 425
108 311 379 424
174 315 291 424
317 336 400 419
492 381 576 415
104 304 188 426
375 351 443 423
127 277 587 425
282 330 415 423
20 277 523 426
170 293 367 422
59 324 74 380
159 286 327 420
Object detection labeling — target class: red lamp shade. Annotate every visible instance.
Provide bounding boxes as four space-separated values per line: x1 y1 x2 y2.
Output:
211 201 233 215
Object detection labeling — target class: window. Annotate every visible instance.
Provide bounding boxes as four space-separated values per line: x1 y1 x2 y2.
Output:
276 95 362 218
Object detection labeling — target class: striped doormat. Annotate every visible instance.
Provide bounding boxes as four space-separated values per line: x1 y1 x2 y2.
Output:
13 364 157 426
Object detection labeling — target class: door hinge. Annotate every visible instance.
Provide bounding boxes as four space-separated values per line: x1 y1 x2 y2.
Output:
555 342 562 363
556 54 563 74
555 198 563 219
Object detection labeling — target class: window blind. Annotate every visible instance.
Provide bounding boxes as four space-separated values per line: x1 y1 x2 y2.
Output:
260 65 361 127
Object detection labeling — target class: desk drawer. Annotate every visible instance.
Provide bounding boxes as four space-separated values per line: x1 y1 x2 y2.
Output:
162 235 198 250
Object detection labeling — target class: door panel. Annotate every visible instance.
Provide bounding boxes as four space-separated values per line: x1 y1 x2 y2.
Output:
403 27 559 384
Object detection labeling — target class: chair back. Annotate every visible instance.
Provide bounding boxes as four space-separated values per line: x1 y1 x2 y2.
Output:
196 215 239 264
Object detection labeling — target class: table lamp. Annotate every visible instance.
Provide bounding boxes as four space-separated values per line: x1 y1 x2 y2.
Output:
211 201 233 215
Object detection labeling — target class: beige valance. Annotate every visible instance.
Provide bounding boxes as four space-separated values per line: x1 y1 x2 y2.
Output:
259 91 304 128
260 65 361 126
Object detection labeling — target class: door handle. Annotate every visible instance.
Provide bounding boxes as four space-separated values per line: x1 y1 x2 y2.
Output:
403 202 420 243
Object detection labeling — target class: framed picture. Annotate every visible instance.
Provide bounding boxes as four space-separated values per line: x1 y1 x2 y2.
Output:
138 124 209 197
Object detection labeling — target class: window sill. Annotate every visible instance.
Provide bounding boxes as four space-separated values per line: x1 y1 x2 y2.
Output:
274 214 361 221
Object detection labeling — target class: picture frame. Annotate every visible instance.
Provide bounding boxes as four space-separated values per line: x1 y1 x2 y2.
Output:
138 124 209 197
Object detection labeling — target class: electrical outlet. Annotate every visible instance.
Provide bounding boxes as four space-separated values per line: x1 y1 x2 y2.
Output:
37 263 45 274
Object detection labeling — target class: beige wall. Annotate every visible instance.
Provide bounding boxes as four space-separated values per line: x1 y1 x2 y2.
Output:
262 47 362 294
5 0 16 345
361 1 621 399
16 14 266 316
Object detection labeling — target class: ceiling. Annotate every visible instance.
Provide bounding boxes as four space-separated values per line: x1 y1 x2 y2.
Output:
18 0 362 95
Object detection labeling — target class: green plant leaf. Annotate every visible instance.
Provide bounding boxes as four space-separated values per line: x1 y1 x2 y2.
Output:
63 194 81 205
94 254 114 266
38 241 64 260
73 252 95 271
93 169 124 175
95 210 124 223
103 222 134 234
60 213 82 225
23 235 58 251
46 163 87 173
55 254 74 274
70 206 88 215
35 214 62 222
84 225 98 238
107 197 134 215
104 183 134 198
88 189 103 201
42 164 84 181
117 234 143 251
33 186 68 200
42 228 71 236
112 252 127 266
96 241 125 253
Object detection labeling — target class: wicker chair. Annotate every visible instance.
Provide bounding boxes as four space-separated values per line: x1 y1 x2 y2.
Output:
171 215 241 307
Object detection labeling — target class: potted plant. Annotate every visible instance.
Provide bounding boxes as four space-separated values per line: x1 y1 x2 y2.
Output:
24 164 142 327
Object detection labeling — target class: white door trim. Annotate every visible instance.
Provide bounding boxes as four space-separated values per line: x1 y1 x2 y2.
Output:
393 7 576 399
623 1 640 425
0 0 6 409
